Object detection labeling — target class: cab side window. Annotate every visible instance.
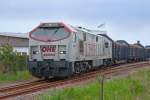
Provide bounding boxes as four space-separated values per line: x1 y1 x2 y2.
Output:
96 36 98 42
73 33 77 42
83 32 86 41
105 42 109 48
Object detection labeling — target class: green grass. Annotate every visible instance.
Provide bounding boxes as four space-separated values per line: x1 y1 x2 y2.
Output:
35 69 150 100
0 71 33 83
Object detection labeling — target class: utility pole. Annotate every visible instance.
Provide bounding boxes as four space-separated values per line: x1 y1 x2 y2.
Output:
99 74 105 100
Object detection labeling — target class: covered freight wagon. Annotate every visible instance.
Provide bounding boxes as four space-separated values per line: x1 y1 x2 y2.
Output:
145 46 150 60
113 40 129 63
129 41 145 61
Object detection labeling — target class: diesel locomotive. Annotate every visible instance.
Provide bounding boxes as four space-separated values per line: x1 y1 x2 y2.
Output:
28 22 150 78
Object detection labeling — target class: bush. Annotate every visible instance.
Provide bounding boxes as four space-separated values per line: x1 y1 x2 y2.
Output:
0 44 27 74
0 71 32 83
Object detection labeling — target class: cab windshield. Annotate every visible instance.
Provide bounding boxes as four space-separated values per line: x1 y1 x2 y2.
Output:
30 27 70 42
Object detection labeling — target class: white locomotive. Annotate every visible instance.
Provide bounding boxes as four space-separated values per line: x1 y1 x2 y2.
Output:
28 22 112 78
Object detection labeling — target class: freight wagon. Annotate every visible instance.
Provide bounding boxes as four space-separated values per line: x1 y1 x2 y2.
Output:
145 46 150 60
129 41 145 62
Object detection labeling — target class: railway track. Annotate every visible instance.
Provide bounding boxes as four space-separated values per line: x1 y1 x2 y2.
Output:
0 80 46 93
0 61 150 100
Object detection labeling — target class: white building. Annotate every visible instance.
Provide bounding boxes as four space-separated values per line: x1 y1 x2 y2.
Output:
0 32 29 54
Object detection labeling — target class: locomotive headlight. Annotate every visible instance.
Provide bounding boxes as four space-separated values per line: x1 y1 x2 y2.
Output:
60 51 66 54
35 51 39 54
33 51 39 54
60 51 64 54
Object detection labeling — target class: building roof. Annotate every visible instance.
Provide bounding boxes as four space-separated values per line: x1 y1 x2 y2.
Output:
0 32 28 39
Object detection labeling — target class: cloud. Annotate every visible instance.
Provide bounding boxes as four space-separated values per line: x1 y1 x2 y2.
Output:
0 0 150 45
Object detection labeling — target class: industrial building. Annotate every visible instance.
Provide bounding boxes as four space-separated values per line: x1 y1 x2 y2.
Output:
0 32 29 54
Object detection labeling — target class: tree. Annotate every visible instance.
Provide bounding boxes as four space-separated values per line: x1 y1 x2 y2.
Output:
0 44 27 74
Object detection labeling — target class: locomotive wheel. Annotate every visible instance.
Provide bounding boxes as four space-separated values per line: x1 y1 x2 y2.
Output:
75 66 80 74
82 63 89 73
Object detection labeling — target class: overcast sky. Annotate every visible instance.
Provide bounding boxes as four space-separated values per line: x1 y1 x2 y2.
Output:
0 0 150 45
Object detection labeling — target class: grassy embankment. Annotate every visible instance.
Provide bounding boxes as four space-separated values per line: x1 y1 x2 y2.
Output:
35 68 150 100
0 71 32 83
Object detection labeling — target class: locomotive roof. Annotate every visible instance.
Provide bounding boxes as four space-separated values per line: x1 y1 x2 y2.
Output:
98 34 114 42
72 26 104 37
39 22 77 33
72 26 90 33
38 22 103 37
